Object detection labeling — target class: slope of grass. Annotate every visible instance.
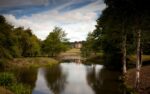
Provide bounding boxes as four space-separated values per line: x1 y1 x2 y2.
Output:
59 48 81 56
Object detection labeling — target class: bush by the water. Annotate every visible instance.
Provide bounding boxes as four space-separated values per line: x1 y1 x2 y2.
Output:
0 59 8 69
0 72 14 86
9 83 31 94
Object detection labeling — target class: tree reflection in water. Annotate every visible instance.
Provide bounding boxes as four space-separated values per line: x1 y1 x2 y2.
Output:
86 64 124 94
46 64 67 94
11 62 127 94
13 67 37 89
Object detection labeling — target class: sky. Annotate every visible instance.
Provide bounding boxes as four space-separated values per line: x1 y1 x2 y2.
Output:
0 0 106 42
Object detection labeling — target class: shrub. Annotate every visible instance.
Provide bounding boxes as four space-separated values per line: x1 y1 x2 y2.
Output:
9 83 31 94
0 59 9 69
0 72 14 86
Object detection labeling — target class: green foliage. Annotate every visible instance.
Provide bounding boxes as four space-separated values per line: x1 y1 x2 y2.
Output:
82 0 150 69
42 26 69 57
0 15 69 59
0 72 14 86
81 33 95 57
0 71 32 94
0 15 14 59
9 83 31 94
0 15 41 58
142 31 150 55
0 59 8 70
13 28 41 57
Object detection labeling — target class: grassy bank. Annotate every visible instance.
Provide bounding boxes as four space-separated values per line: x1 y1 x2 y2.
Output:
0 57 59 94
7 57 59 68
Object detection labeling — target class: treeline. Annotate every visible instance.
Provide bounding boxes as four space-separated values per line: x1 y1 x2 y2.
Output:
82 0 150 83
82 0 150 88
0 15 69 60
82 0 150 67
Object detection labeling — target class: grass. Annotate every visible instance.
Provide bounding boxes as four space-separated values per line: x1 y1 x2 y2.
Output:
9 83 31 94
0 72 14 86
8 57 59 68
128 55 150 63
66 48 81 53
0 72 32 94
0 57 59 94
60 48 81 56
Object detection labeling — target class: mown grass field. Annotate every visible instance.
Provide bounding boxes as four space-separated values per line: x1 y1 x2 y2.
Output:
59 48 81 56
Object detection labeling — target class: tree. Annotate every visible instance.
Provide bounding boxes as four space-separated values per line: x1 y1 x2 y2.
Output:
13 28 41 57
81 32 95 57
0 15 14 58
0 15 41 58
96 0 150 89
42 27 68 57
128 0 150 88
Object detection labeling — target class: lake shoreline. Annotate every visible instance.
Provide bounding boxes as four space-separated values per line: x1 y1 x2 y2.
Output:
0 57 59 94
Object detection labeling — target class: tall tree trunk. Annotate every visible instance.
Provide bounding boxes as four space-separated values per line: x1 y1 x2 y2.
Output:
122 20 127 77
122 34 127 76
135 29 142 89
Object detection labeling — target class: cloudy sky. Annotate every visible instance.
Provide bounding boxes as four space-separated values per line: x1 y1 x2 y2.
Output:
0 0 106 42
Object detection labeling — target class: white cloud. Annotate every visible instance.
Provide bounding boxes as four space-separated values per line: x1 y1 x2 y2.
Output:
4 0 106 42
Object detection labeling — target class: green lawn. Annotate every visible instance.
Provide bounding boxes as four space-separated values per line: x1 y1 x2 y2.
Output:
60 48 81 56
128 55 150 62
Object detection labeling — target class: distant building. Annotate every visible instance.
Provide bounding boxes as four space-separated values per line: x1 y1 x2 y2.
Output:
70 41 83 49
74 41 82 49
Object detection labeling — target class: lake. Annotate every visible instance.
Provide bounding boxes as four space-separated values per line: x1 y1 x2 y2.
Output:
13 61 126 94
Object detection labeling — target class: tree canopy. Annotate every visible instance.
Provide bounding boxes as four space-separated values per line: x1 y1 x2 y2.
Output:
0 15 69 59
42 27 69 57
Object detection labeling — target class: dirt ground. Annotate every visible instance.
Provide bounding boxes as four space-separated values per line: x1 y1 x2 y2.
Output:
0 87 13 94
126 66 150 94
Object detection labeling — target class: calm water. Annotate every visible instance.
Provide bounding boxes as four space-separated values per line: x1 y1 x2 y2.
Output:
14 62 126 94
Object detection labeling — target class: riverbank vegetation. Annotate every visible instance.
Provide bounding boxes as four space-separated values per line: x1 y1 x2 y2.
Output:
81 0 150 93
0 15 69 94
8 57 58 68
0 57 58 94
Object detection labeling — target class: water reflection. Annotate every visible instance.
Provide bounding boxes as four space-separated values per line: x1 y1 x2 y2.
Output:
13 67 37 88
60 63 94 94
46 65 66 94
86 65 123 94
11 60 126 94
32 68 52 94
